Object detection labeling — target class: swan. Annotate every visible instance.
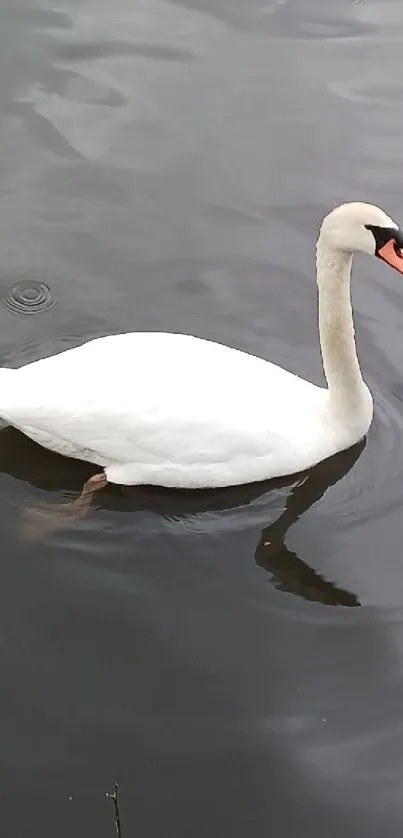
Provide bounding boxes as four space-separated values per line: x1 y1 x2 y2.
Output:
1 201 403 495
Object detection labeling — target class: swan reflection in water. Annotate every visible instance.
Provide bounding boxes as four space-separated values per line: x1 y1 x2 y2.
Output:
0 426 364 608
255 440 364 608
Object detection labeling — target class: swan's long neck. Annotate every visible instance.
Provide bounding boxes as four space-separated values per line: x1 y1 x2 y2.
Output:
316 237 368 416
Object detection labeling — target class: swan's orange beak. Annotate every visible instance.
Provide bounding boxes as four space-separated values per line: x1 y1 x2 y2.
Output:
377 238 403 274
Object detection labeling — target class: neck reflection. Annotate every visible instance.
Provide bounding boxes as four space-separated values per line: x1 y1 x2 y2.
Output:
255 440 365 607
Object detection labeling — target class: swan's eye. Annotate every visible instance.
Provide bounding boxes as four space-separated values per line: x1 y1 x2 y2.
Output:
393 240 403 259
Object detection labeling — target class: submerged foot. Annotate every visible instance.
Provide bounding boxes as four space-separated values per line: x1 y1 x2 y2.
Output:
20 471 108 543
78 472 108 499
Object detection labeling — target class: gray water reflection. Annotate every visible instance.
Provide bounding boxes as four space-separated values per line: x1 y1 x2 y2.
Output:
2 0 403 836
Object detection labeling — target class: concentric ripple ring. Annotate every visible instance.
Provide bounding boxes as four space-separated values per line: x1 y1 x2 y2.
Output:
2 280 56 315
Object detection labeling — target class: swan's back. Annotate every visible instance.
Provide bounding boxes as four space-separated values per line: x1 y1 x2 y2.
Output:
14 332 316 412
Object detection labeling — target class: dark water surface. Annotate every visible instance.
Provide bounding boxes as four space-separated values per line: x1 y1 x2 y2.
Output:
2 0 403 835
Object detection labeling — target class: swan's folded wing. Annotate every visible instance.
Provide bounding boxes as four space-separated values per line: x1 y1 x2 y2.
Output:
0 368 292 470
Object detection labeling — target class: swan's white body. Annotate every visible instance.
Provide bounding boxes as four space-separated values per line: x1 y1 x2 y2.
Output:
0 331 367 488
1 202 401 488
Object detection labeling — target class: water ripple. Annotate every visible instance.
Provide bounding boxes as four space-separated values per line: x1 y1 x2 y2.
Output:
2 280 56 316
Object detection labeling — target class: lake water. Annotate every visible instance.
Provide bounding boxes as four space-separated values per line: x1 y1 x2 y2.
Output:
2 0 403 835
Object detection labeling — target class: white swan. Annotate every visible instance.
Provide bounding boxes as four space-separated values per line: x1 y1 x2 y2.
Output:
2 201 403 494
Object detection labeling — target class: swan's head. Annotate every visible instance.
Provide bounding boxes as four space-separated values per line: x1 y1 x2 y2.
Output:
319 202 403 273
